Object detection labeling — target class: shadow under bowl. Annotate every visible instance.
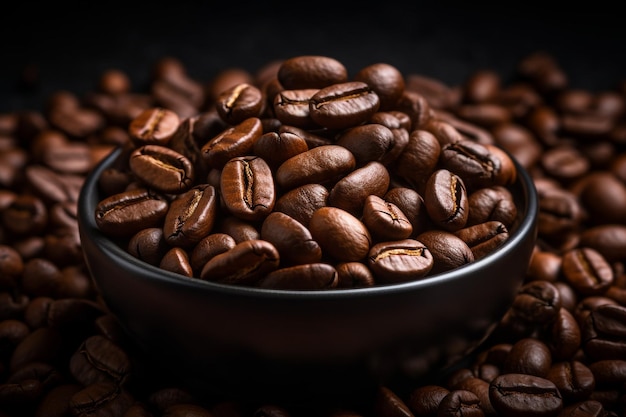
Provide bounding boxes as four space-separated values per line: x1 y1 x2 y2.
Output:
78 147 538 407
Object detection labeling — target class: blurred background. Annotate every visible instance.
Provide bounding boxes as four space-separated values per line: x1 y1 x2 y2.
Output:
2 1 626 112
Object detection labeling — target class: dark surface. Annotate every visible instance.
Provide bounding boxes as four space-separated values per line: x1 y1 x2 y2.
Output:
2 2 626 112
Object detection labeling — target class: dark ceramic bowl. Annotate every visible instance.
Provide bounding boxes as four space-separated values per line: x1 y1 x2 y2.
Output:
78 147 538 406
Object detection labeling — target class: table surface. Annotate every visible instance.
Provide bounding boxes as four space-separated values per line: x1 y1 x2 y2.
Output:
2 2 626 112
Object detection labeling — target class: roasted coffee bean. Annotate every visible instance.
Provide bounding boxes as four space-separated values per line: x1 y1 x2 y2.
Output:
503 338 553 378
260 211 322 265
163 183 219 247
201 117 263 169
454 221 509 260
273 88 319 128
276 144 356 190
309 206 371 263
373 385 414 417
69 381 134 417
128 107 180 146
335 262 376 288
424 169 469 232
416 230 474 275
367 238 433 284
189 233 237 274
217 215 261 243
383 187 430 237
309 81 380 129
69 335 131 387
221 156 275 222
362 195 413 241
274 183 329 227
582 304 626 361
252 131 309 170
215 82 265 125
407 384 450 417
159 247 194 277
277 55 348 90
353 63 405 111
394 129 441 193
510 280 562 324
437 389 484 417
557 400 609 417
526 249 563 282
95 188 169 237
129 144 194 194
335 123 396 166
489 373 563 417
579 224 626 263
327 161 390 217
257 263 338 290
561 247 614 296
128 227 170 266
2 194 48 237
545 361 596 403
200 239 280 285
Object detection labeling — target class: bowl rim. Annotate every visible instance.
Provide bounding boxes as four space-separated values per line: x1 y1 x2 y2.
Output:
78 146 538 300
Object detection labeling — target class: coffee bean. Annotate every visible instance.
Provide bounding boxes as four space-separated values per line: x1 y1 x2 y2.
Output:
489 373 563 417
309 81 380 130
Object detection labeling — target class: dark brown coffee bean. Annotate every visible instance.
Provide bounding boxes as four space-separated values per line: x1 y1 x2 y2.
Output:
452 377 495 416
437 389 484 417
9 327 63 373
489 373 563 417
200 239 280 286
128 227 170 266
439 140 507 191
277 55 348 90
510 280 562 324
383 187 429 238
272 88 319 128
163 184 219 247
362 195 413 241
335 262 376 288
526 249 563 283
0 379 42 410
217 215 260 243
189 233 237 274
582 304 626 361
128 107 180 146
336 123 396 166
148 386 197 412
69 381 134 417
257 263 338 290
220 156 275 222
34 383 82 417
327 161 390 217
503 338 553 378
454 221 509 260
354 63 405 111
407 384 450 417
47 298 104 332
201 117 263 169
276 144 356 190
424 169 469 232
261 212 321 266
588 359 626 388
0 319 30 357
252 131 309 170
309 206 371 263
95 188 169 238
215 82 265 125
394 129 441 193
416 230 474 275
129 144 194 194
0 245 23 289
159 247 194 277
309 81 380 130
373 385 414 417
541 145 590 184
562 248 614 296
367 238 433 284
557 400 608 417
2 194 48 237
69 334 131 387
545 361 595 404
537 187 585 241
579 224 626 263
274 183 329 227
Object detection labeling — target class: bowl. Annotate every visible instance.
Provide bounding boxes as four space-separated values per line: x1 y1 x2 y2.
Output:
77 146 538 407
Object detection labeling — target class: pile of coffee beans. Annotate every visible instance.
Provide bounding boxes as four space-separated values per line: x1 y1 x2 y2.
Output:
0 51 625 416
93 55 520 290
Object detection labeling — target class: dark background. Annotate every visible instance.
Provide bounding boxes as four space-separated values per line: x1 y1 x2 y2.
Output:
2 2 626 113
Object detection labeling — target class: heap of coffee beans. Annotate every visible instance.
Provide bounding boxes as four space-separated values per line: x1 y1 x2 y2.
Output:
94 55 520 290
0 51 625 416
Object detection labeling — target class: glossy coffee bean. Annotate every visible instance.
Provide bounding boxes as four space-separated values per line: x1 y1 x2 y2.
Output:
362 195 413 241
129 144 194 194
257 263 338 290
424 169 469 232
453 220 509 260
309 206 371 262
260 211 322 265
367 238 433 284
201 117 263 169
277 55 348 90
220 156 275 222
416 230 474 275
561 247 614 296
200 239 280 285
273 88 319 128
215 82 265 125
309 81 380 130
163 184 219 247
327 161 390 217
488 374 563 417
94 188 169 238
